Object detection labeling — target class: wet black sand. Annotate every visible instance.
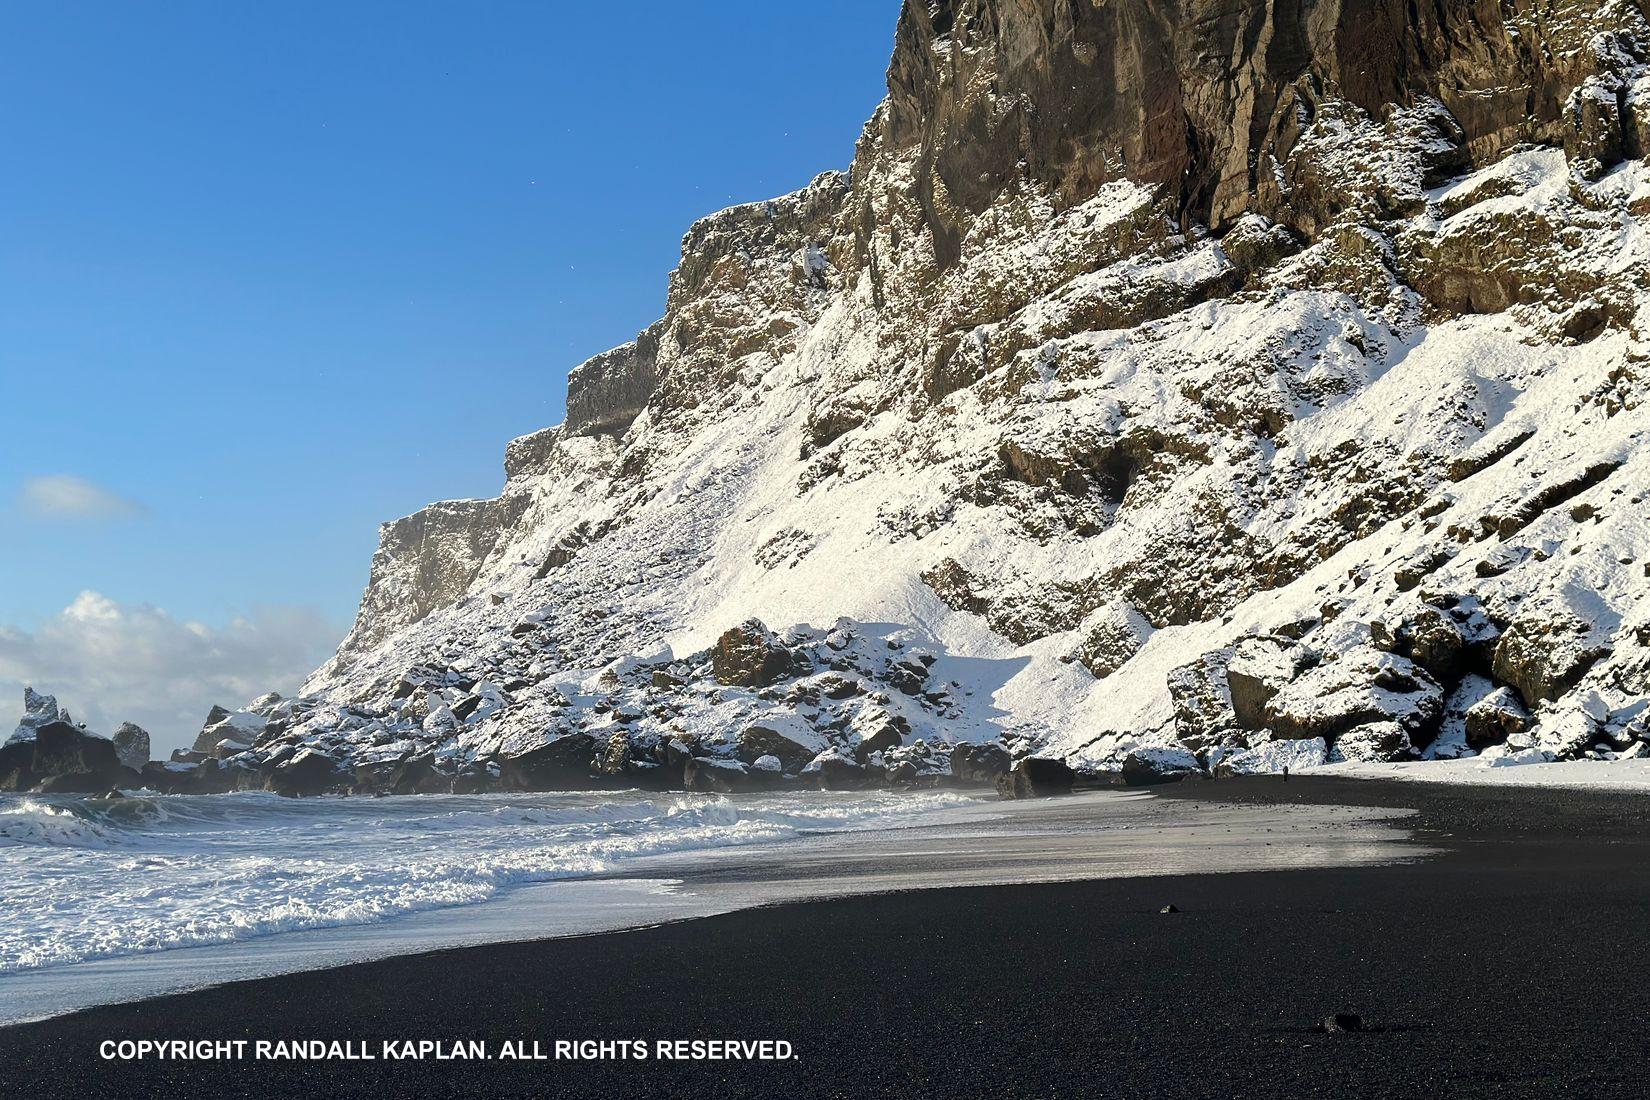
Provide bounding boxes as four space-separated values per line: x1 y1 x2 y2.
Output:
5 775 1650 1099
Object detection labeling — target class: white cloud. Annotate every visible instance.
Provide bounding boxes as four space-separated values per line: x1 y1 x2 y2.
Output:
19 474 147 520
0 591 342 756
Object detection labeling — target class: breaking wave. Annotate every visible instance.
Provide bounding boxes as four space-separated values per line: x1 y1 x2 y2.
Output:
0 788 977 974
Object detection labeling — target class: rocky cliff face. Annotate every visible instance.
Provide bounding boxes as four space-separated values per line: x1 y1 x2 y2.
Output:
160 0 1650 795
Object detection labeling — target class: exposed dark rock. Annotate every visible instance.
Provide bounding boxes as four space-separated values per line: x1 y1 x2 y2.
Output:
564 325 662 438
711 620 796 688
950 741 1012 785
267 748 341 797
1448 428 1536 483
1492 608 1609 706
1119 747 1201 785
111 722 151 771
3 721 124 793
736 724 819 772
849 719 905 764
996 756 1075 799
498 734 598 791
684 756 760 794
388 754 452 795
807 749 871 790
885 657 930 695
1463 687 1532 750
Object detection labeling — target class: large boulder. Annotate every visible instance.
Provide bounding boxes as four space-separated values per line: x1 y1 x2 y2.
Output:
1565 76 1626 177
246 692 286 718
1167 648 1238 749
736 721 826 772
1213 737 1329 776
1262 647 1444 742
803 747 871 790
996 756 1075 799
266 748 341 797
684 756 767 793
1226 636 1317 729
1 718 125 792
191 706 268 755
1119 746 1201 785
1329 722 1415 763
497 733 598 791
0 739 33 791
950 741 1012 785
711 620 796 688
111 723 151 770
139 760 195 793
388 754 453 795
1491 607 1609 707
1463 686 1531 750
1371 604 1470 681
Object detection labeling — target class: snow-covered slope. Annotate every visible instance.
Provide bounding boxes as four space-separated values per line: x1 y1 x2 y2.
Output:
166 0 1650 795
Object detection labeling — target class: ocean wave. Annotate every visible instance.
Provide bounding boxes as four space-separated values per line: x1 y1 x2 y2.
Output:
0 789 978 974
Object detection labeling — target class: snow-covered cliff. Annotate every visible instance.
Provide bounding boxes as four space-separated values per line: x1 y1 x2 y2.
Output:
158 0 1650 795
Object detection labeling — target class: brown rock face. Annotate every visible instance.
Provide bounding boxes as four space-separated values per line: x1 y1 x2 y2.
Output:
711 620 796 688
874 0 1640 246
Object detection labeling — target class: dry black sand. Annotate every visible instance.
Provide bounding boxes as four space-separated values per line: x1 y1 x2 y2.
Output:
5 776 1650 1099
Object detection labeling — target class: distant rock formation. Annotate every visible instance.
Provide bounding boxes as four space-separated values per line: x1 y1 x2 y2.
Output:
1 688 148 793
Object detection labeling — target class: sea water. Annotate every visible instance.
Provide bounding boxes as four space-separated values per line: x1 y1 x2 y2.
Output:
0 788 980 976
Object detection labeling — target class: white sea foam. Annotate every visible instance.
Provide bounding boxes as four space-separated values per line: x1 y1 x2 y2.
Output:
0 788 979 974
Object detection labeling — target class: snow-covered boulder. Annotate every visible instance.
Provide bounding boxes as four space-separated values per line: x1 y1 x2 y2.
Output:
1491 606 1609 707
1226 636 1317 730
1167 648 1239 750
1463 686 1531 750
1262 647 1444 742
1119 746 1202 785
1370 603 1472 680
1329 722 1415 763
1479 745 1556 768
1214 738 1329 776
190 705 269 755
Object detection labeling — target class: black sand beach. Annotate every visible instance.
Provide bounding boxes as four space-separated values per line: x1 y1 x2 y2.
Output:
5 776 1650 1099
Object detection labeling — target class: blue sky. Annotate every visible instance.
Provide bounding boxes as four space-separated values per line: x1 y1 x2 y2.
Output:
0 1 896 744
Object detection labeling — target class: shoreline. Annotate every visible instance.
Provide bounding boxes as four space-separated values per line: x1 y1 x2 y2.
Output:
5 777 1650 1097
0 786 1412 1027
